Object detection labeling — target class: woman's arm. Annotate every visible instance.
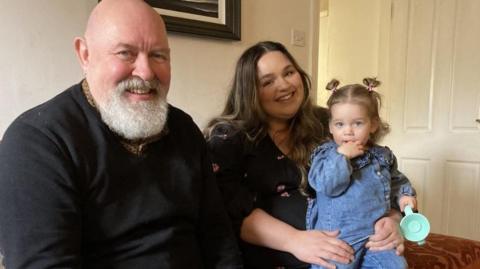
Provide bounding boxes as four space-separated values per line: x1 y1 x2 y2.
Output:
241 208 354 268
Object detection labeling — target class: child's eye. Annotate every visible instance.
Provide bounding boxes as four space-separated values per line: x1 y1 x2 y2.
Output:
354 121 364 127
334 122 344 128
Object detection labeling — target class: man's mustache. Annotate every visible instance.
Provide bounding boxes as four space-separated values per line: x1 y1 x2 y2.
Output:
116 77 161 94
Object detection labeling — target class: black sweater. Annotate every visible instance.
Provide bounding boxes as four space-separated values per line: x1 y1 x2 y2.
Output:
0 82 242 269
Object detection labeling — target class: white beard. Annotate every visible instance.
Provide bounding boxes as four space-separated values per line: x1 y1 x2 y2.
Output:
98 77 169 140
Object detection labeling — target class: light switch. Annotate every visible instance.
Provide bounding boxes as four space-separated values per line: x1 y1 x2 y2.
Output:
291 29 306 47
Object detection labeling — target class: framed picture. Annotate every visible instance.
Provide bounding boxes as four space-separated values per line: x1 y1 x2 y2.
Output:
145 0 241 40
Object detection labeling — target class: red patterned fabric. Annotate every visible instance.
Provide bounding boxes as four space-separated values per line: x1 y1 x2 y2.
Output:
2 233 480 269
405 233 480 269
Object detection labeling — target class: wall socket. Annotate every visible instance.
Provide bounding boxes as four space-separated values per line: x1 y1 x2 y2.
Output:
291 29 306 47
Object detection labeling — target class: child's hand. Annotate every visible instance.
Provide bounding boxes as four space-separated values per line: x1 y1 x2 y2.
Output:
399 196 417 212
337 141 365 159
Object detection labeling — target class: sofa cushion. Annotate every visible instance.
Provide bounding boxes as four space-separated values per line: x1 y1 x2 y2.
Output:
405 233 480 268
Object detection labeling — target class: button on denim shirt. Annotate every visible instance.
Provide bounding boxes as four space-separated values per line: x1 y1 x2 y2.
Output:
306 141 416 244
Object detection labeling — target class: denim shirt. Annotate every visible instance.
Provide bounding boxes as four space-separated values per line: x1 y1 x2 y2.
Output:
306 140 416 244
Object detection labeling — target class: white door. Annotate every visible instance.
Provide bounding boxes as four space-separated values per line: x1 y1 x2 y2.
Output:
385 0 480 240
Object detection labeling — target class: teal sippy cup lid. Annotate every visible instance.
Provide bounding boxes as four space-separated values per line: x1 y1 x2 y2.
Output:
400 205 430 245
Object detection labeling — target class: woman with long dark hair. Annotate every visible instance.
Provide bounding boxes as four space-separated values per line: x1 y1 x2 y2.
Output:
205 41 404 268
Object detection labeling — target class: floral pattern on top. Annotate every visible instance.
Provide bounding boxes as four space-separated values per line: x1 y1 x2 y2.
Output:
206 123 313 268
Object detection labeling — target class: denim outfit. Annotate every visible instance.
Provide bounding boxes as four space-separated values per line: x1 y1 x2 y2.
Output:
307 141 415 269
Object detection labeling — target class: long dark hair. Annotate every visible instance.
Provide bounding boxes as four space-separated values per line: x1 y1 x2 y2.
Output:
205 41 327 191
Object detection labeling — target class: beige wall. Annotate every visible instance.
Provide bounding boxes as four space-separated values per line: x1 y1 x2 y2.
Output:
0 0 96 137
0 0 318 137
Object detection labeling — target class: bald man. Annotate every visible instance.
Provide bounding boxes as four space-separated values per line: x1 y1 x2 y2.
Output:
0 0 242 268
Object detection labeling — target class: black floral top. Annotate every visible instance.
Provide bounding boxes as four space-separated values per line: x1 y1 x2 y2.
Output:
207 124 312 269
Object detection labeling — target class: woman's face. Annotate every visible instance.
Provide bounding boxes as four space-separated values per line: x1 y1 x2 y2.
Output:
256 51 305 124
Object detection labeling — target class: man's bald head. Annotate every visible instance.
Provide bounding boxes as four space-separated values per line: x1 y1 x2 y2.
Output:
74 0 171 140
84 0 168 45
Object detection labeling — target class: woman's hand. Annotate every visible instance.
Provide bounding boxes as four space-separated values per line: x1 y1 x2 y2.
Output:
365 211 404 255
286 229 354 269
240 209 354 268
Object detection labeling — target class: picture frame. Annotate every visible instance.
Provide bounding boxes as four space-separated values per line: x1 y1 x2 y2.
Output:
145 0 241 40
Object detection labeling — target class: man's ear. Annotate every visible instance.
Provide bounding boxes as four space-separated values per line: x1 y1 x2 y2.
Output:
74 37 89 73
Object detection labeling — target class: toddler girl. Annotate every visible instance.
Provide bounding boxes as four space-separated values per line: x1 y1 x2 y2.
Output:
307 78 416 269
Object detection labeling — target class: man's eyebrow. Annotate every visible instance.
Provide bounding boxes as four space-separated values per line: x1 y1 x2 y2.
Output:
112 43 136 50
152 48 170 54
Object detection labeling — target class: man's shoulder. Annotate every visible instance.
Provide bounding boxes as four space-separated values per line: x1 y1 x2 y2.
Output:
165 105 202 136
16 82 85 124
167 105 193 123
4 82 94 142
166 105 198 132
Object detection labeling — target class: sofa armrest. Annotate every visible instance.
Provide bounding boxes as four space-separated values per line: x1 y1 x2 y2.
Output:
405 233 480 268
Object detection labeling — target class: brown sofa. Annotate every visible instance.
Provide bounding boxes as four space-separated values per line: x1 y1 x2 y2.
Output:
405 233 480 268
0 234 479 269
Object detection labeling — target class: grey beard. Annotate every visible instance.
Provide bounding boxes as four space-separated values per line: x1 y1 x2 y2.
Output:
98 78 169 140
